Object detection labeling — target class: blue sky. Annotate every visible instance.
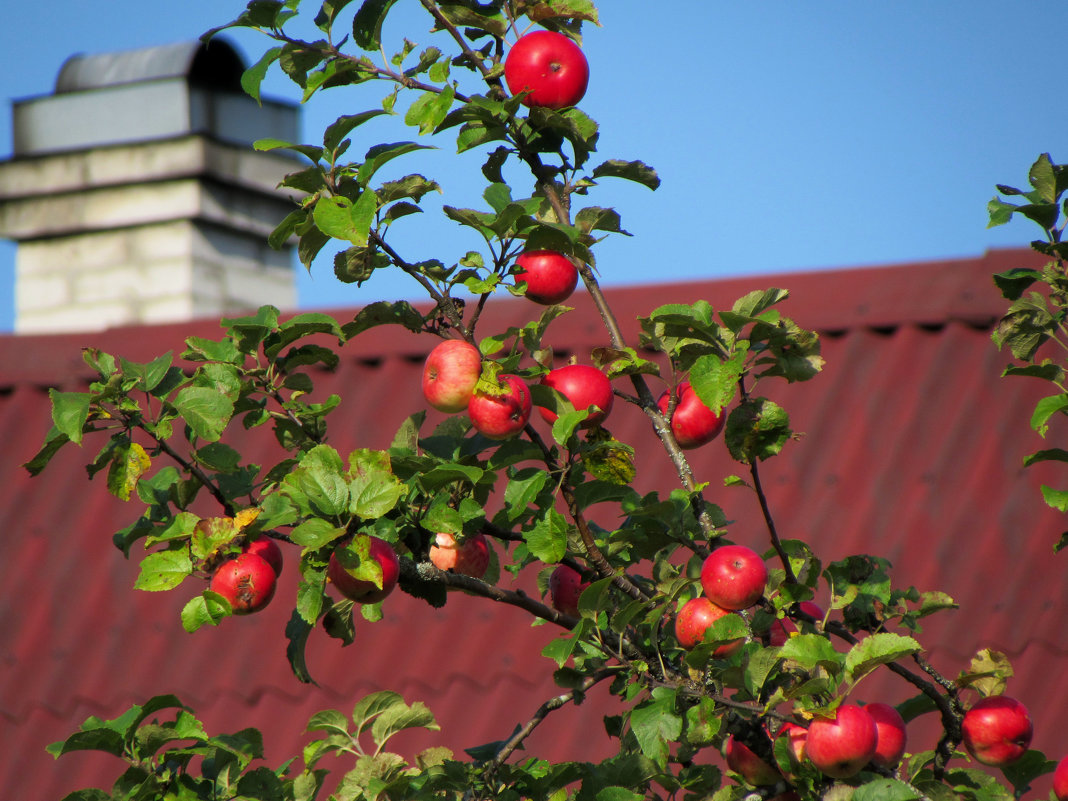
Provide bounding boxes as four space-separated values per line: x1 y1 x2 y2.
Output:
1 2 1064 331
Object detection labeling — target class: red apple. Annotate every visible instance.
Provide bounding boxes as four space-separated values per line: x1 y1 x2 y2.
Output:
805 704 879 779
549 564 590 617
674 597 743 655
539 364 614 427
504 30 589 109
422 339 482 413
777 721 808 764
327 536 400 604
657 381 725 449
961 695 1033 767
700 544 768 611
1053 755 1068 800
865 702 907 769
513 250 578 305
726 734 781 786
209 551 277 615
429 532 490 578
467 373 532 440
244 537 283 577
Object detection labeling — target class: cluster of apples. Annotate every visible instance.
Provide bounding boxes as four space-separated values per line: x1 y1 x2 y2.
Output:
729 692 1037 792
680 547 1040 788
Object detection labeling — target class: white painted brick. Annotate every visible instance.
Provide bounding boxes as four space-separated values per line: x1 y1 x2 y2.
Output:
17 299 135 333
16 272 71 311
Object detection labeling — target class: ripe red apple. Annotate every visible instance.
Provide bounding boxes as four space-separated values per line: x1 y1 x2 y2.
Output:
539 364 614 427
700 544 768 611
429 532 490 578
504 30 589 109
961 695 1033 767
1053 755 1068 800
513 250 578 305
549 564 590 617
865 702 907 769
209 551 277 615
805 704 879 779
674 597 743 656
422 339 482 413
657 381 725 449
244 537 283 577
725 735 781 786
467 373 532 440
327 536 400 604
777 721 808 764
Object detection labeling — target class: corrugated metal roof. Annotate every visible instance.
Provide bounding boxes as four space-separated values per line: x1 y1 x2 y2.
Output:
4 247 1068 799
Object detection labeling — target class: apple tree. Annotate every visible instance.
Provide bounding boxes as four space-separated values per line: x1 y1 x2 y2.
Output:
29 2 1068 800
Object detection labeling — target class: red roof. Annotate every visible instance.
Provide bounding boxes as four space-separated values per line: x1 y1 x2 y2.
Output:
3 247 1067 799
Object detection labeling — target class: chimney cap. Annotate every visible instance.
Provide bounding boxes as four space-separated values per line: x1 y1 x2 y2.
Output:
55 39 245 95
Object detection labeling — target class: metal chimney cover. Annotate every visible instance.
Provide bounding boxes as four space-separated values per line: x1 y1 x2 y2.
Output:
55 39 245 94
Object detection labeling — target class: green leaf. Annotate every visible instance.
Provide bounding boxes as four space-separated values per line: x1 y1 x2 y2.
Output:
290 519 346 548
1000 749 1056 797
844 632 921 684
591 159 660 190
1002 360 1064 382
1030 394 1068 437
575 206 631 237
991 268 1042 301
324 110 389 153
352 690 405 737
581 431 636 486
358 141 433 185
181 590 232 632
349 472 405 519
120 352 174 392
107 441 151 501
853 778 923 801
1041 485 1068 513
352 0 400 49
313 193 377 246
772 636 840 676
49 390 91 445
591 346 659 379
630 687 682 768
341 300 424 339
1024 448 1068 467
1028 152 1058 203
174 386 234 442
993 292 1054 360
22 428 71 476
242 46 283 103
369 700 440 750
46 728 125 759
286 609 316 684
595 789 644 801
724 397 791 463
684 696 721 746
436 1 508 36
987 196 1018 228
525 508 569 563
134 549 193 591
405 84 456 135
334 244 389 284
689 351 744 414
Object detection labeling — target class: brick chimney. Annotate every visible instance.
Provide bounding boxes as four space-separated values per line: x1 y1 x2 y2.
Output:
0 39 301 333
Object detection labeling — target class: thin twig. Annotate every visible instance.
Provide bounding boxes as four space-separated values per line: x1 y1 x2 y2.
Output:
483 668 619 776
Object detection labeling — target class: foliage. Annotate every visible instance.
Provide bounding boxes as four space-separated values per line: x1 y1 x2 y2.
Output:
28 3 1065 801
988 153 1068 553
